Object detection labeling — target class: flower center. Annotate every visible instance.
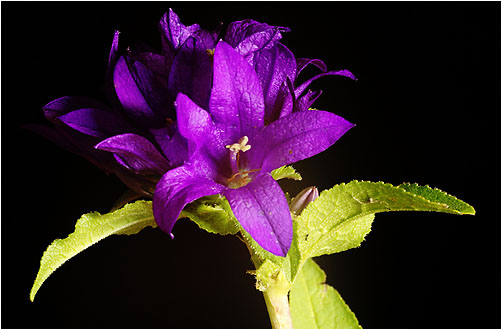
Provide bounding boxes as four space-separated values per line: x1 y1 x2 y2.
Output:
225 136 259 189
226 136 251 154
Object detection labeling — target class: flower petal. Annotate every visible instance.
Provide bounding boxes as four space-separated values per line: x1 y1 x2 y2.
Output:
176 93 217 152
106 30 120 83
175 93 234 179
296 58 328 78
209 41 265 139
150 126 188 168
224 173 292 256
57 108 133 139
252 110 355 172
253 43 297 124
113 56 171 127
168 36 214 110
153 165 225 236
274 81 295 120
95 133 170 175
42 96 109 121
295 89 323 112
104 30 121 102
159 8 201 52
295 69 357 98
132 51 171 80
224 20 290 60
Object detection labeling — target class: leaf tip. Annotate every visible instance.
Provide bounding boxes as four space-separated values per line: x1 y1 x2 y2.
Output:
398 182 475 215
29 287 37 302
464 204 476 215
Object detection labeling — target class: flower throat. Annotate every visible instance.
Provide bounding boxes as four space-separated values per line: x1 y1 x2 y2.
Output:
225 136 259 189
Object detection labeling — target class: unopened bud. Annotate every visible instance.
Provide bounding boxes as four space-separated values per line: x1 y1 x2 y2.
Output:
289 186 319 214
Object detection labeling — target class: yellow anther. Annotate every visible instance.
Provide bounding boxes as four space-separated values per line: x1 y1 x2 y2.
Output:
238 136 248 145
226 136 251 153
241 145 251 152
206 48 215 57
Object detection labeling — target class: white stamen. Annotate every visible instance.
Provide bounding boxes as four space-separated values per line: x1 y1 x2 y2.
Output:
226 136 251 153
238 136 248 145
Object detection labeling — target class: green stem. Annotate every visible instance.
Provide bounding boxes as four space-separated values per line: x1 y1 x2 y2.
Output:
244 236 293 329
263 289 293 329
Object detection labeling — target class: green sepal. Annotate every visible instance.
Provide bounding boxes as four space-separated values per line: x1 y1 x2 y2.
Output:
290 258 361 329
180 195 239 235
254 259 289 295
271 165 302 181
30 200 156 302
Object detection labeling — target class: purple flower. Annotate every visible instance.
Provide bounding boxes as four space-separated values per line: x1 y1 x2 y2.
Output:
31 10 292 199
149 41 354 256
34 10 297 197
31 9 356 255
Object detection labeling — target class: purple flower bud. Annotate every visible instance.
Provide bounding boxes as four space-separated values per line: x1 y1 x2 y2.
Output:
289 186 319 214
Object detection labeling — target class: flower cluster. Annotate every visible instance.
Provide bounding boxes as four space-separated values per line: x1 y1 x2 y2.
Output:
34 9 355 256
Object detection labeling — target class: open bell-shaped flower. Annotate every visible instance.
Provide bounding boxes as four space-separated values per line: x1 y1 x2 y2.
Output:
152 41 354 256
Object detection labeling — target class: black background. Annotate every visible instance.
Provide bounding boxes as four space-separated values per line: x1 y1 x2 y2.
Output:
2 2 500 328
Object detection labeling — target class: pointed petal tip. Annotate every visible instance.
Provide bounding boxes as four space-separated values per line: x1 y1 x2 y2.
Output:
275 244 289 257
94 140 105 150
339 69 357 81
265 235 291 257
215 39 230 50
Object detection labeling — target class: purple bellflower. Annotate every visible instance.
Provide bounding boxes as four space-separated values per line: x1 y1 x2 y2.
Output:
32 9 356 255
148 41 354 256
31 9 294 197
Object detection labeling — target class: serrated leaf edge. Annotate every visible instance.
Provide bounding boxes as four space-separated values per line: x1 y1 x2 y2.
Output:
398 182 475 215
300 180 474 218
30 201 155 302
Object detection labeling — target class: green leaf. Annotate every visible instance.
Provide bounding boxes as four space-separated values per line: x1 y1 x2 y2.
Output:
30 200 156 302
290 258 361 329
247 181 474 293
180 195 239 235
398 183 475 214
271 166 302 181
297 180 475 262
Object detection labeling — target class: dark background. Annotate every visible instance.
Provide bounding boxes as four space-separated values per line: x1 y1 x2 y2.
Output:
2 2 500 328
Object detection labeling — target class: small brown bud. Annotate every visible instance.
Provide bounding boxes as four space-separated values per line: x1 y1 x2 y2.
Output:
289 186 319 214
